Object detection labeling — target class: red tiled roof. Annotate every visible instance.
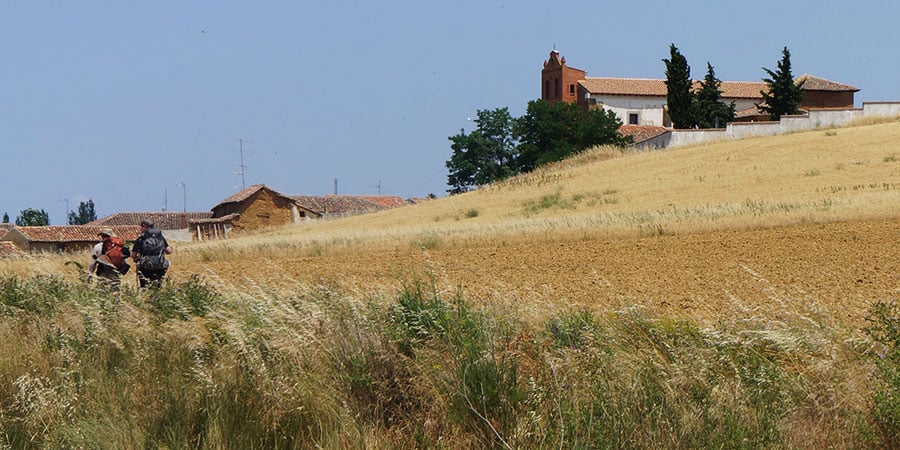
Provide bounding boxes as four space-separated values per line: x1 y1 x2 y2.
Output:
580 77 768 100
618 125 671 144
217 184 270 205
292 195 390 215
795 74 859 92
580 78 669 97
580 76 845 99
5 225 143 243
355 196 409 208
88 211 212 229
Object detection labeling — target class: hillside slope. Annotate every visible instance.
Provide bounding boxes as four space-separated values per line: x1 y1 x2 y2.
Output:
175 121 899 327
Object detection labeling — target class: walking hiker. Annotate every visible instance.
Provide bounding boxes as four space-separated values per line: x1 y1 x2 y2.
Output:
132 220 172 288
87 228 130 289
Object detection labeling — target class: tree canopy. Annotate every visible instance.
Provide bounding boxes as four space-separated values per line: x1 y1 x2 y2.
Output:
446 108 518 194
694 63 736 129
67 199 97 225
663 44 695 129
758 47 804 120
16 208 50 226
446 100 628 194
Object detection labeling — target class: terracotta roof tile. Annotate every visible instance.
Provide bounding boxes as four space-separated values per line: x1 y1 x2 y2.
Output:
6 225 142 243
291 195 407 215
88 211 212 229
580 76 844 99
580 77 769 100
795 74 859 92
217 184 270 205
618 125 671 144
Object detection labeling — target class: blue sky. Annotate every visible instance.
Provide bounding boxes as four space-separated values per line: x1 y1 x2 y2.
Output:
1 1 897 224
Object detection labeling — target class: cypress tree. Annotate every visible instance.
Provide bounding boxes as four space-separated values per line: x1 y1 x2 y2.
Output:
663 44 695 129
758 46 804 120
695 62 736 128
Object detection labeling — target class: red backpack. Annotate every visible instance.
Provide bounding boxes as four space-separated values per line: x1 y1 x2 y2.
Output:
103 236 129 271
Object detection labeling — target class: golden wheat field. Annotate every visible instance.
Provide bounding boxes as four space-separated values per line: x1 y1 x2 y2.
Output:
9 119 900 328
146 118 895 329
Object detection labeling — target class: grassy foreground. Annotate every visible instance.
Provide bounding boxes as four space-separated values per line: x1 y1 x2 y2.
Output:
0 273 897 448
1 119 899 448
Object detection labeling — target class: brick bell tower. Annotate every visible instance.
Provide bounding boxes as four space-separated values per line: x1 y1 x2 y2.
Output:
541 50 586 104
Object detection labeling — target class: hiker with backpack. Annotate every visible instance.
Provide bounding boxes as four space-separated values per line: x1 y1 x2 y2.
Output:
87 228 131 289
132 220 172 288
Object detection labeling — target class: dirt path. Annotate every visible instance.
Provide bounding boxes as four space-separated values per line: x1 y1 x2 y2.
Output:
185 218 899 327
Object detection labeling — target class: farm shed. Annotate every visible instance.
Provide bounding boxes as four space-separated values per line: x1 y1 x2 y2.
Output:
193 184 415 240
0 225 142 254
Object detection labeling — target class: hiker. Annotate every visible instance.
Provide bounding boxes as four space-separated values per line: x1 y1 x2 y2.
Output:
87 228 130 289
132 220 172 288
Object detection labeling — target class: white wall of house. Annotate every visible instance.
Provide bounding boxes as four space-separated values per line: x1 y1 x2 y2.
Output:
593 95 666 126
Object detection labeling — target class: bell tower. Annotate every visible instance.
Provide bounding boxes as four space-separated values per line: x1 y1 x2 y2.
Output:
541 50 586 104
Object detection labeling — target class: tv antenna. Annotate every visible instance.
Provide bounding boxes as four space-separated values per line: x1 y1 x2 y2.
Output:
233 137 254 190
372 180 382 195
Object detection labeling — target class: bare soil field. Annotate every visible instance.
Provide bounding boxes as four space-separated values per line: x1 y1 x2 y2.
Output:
182 216 899 328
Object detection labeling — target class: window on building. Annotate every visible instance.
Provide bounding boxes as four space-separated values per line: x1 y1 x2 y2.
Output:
569 84 575 95
629 113 639 125
555 78 560 98
544 80 550 99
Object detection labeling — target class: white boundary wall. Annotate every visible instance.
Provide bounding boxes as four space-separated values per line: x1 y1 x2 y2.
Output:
663 102 900 149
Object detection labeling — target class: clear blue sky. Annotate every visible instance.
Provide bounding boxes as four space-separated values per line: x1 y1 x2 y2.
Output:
2 1 897 224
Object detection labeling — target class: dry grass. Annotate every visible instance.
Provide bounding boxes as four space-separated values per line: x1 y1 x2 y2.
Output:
170 121 900 260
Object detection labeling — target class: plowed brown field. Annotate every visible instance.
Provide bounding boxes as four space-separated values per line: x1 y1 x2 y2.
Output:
184 217 899 328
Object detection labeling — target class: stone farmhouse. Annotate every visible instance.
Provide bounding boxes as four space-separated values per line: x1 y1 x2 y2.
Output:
189 184 417 241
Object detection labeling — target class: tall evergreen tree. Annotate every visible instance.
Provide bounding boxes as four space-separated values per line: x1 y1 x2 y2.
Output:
67 199 97 225
663 44 695 129
694 62 736 128
758 46 804 120
2 212 8 223
15 208 50 226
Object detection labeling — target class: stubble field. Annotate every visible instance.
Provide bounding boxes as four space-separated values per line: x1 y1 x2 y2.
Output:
184 216 898 329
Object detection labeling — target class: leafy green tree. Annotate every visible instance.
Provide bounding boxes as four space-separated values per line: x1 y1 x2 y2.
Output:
514 100 628 173
2 212 8 223
694 62 736 128
15 208 50 226
67 199 97 225
663 44 696 129
445 108 518 194
758 46 804 120
515 100 583 172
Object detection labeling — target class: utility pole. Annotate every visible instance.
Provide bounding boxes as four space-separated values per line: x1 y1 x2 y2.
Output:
373 180 382 195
